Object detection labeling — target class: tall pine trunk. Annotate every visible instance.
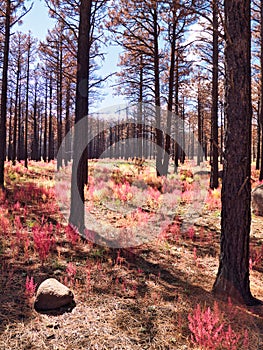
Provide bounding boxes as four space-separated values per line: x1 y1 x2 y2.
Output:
162 5 177 177
0 0 11 187
213 0 260 305
210 0 219 189
259 1 263 180
24 37 31 168
69 0 91 233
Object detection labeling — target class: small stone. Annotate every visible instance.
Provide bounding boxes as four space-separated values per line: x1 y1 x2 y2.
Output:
34 278 74 311
252 184 263 216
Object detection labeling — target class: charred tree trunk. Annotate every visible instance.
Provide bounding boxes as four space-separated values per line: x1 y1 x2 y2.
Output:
69 0 92 233
163 6 177 177
43 74 48 162
17 84 22 162
256 99 261 170
12 56 21 165
64 81 71 166
213 0 260 305
259 1 263 181
24 37 31 169
174 51 179 172
8 95 13 161
137 54 143 159
197 89 203 166
210 0 219 189
153 5 163 177
57 31 63 170
31 81 39 161
48 75 54 162
0 0 11 187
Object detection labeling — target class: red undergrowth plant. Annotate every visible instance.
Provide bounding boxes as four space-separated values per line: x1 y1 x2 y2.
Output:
0 188 6 204
0 209 10 235
14 216 30 259
66 262 77 287
65 224 80 245
188 302 249 350
25 276 37 298
187 226 195 241
205 188 221 211
112 181 133 202
33 222 54 264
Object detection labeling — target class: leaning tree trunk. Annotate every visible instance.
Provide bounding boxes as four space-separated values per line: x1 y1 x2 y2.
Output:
213 0 260 305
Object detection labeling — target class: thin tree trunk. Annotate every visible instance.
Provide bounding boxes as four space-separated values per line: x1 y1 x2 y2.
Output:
48 75 54 162
153 5 163 177
17 83 22 162
69 0 92 233
0 0 11 187
64 81 71 166
57 30 63 170
31 81 39 161
210 0 219 189
137 54 143 159
197 89 202 166
163 7 177 176
43 74 48 162
12 56 21 165
174 51 179 172
256 99 261 170
24 37 31 169
8 95 13 161
259 0 263 180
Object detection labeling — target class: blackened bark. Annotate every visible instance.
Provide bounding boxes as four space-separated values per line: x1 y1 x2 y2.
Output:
8 95 13 161
43 75 48 163
31 81 39 161
48 75 54 162
0 0 11 187
180 97 185 164
137 54 143 159
57 31 63 170
12 56 21 165
213 0 260 305
259 1 263 180
69 0 91 233
17 84 22 161
197 89 202 166
163 5 177 177
24 37 31 168
210 0 219 189
174 51 179 172
153 5 162 177
256 100 260 170
64 81 71 166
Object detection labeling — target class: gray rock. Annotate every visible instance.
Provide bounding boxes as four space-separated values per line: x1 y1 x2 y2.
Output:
34 278 74 311
252 184 263 216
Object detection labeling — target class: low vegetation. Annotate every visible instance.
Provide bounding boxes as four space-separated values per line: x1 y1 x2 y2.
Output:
0 160 262 349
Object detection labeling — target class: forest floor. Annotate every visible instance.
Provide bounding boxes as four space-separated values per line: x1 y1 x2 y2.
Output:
0 159 262 350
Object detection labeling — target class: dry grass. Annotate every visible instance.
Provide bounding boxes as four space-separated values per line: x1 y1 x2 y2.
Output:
0 161 262 350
